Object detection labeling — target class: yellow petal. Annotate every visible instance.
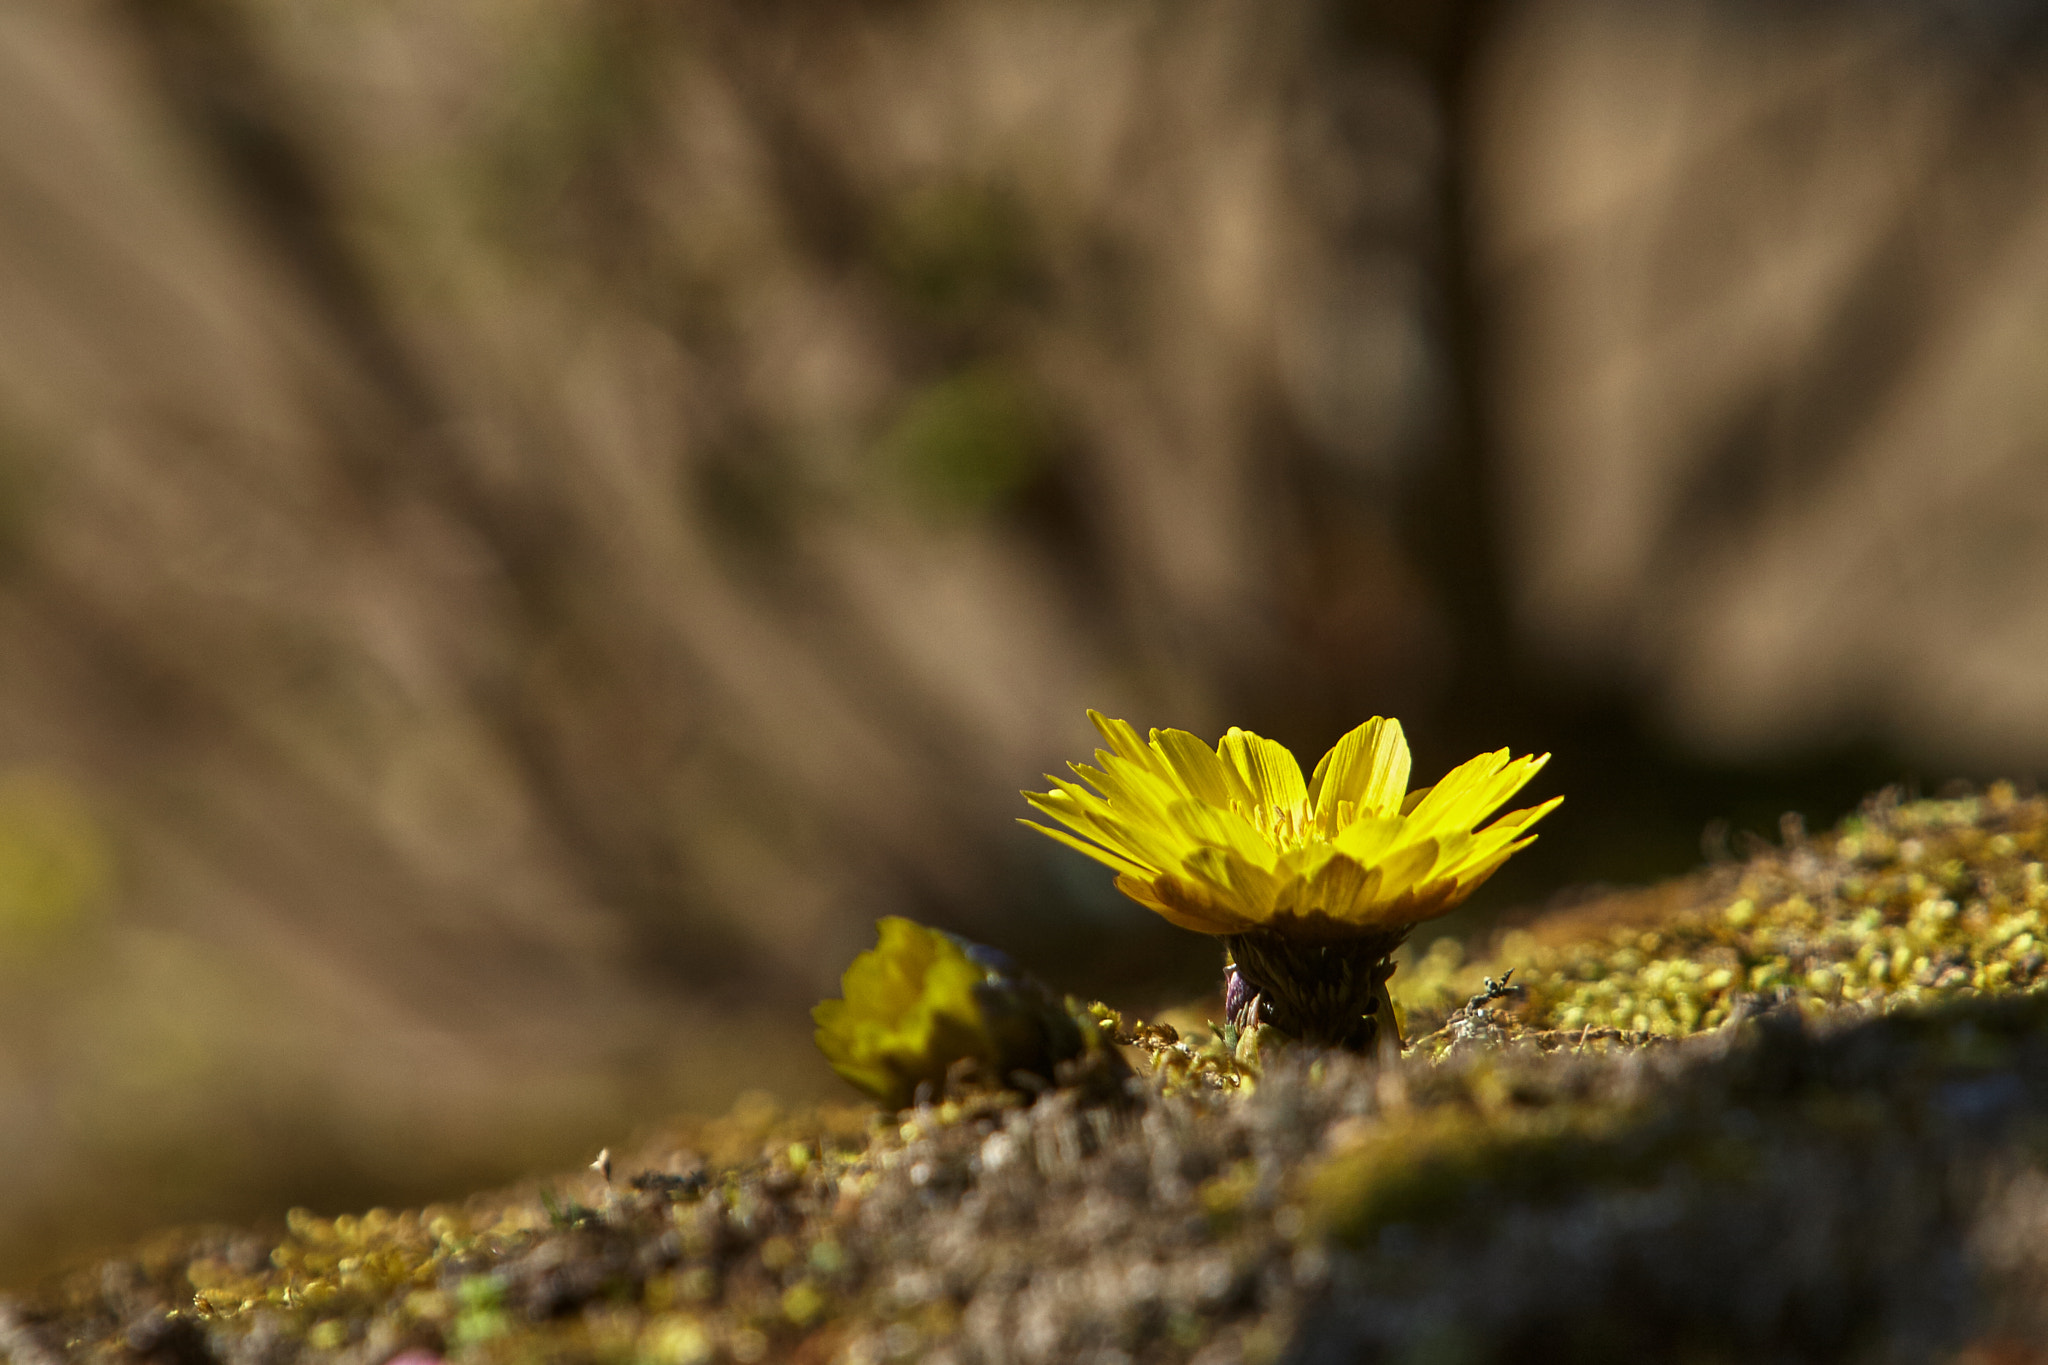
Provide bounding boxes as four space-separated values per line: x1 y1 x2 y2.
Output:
1429 804 1559 886
1088 711 1183 790
1368 837 1441 902
1375 876 1467 928
1440 836 1533 900
1059 761 1188 862
1404 751 1549 841
1017 819 1156 879
1331 814 1407 866
1401 750 1507 835
1023 782 1169 869
1147 872 1257 933
1278 841 1342 882
1118 873 1246 934
1163 797 1279 869
1087 710 1157 770
1150 727 1243 807
1218 727 1308 815
1304 852 1384 920
1182 844 1285 917
1461 754 1552 828
1437 796 1561 882
1486 794 1564 836
836 915 933 1016
1025 777 1114 826
1080 754 1182 823
1309 717 1411 827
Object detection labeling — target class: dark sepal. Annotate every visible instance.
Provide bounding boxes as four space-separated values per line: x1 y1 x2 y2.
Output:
1223 929 1407 1053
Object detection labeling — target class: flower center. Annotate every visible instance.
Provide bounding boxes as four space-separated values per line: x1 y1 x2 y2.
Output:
1237 798 1316 854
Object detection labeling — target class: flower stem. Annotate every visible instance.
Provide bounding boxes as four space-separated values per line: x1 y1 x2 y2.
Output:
1224 930 1406 1052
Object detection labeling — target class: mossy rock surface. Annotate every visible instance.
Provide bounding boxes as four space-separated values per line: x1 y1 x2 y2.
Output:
12 787 2048 1364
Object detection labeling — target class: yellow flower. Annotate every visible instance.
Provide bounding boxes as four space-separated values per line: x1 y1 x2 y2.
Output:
813 916 1111 1109
1022 712 1560 942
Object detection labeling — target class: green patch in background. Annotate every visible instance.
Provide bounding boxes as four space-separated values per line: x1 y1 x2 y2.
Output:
476 9 664 250
0 420 53 578
877 366 1056 517
693 431 805 555
0 770 112 950
874 180 1041 324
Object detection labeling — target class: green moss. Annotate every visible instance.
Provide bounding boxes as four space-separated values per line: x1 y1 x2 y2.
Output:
1399 782 2048 1051
17 787 2048 1364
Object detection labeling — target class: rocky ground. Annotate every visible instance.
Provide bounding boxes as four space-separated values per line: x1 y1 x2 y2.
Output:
9 785 2048 1364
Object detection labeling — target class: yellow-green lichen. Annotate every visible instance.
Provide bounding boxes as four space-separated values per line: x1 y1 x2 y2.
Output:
1398 784 2048 1054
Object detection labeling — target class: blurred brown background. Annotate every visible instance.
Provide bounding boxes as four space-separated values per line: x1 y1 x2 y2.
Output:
0 0 2044 1282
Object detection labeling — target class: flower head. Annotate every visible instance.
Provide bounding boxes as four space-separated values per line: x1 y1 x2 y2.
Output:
813 916 1111 1109
1023 712 1560 943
